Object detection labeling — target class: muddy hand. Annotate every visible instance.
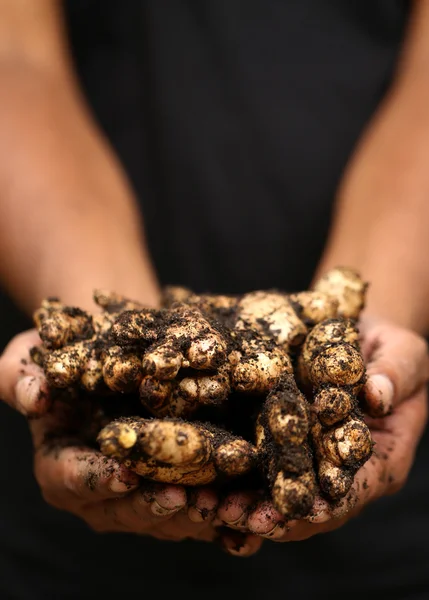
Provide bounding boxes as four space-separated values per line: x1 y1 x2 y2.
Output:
0 330 219 541
360 316 429 417
218 317 429 544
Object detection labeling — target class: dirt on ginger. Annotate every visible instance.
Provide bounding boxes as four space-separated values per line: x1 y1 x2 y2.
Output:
32 266 377 520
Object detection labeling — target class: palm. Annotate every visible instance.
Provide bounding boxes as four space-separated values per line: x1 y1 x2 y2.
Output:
217 317 429 545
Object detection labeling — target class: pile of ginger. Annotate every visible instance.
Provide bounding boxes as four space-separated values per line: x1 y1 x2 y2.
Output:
31 267 374 520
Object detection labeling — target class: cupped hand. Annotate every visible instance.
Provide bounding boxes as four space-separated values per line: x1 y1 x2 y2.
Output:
218 317 429 548
0 330 261 547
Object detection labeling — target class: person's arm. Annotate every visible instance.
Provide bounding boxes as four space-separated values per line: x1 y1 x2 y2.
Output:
0 0 249 550
0 0 159 312
217 1 429 547
315 0 429 334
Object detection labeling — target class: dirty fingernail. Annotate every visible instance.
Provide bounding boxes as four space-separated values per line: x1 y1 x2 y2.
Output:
15 376 44 416
305 510 330 524
188 506 204 523
116 466 140 487
109 479 136 494
367 374 394 413
260 523 286 539
304 498 331 523
224 512 247 528
187 506 213 523
151 500 181 516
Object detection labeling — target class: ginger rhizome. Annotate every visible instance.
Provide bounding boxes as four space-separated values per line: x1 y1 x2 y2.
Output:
98 418 257 485
297 318 372 498
32 266 375 520
256 374 316 519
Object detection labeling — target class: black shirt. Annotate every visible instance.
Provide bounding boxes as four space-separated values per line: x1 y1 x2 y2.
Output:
1 1 428 598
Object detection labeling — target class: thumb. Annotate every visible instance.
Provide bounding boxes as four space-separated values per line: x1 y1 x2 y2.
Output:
362 321 429 417
0 330 51 417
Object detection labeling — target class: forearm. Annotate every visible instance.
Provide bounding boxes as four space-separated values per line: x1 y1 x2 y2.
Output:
317 3 429 334
0 63 160 313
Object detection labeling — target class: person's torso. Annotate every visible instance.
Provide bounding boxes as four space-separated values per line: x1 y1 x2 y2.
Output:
2 2 428 599
67 0 409 294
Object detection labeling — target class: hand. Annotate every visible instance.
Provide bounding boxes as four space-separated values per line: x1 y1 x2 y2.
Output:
217 317 429 548
0 330 236 544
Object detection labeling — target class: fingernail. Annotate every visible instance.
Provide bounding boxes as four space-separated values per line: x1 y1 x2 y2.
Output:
151 500 181 516
188 507 204 522
188 506 210 523
260 523 286 539
109 479 135 494
367 374 394 414
223 512 247 528
15 376 43 416
304 498 331 523
305 510 330 524
117 466 140 487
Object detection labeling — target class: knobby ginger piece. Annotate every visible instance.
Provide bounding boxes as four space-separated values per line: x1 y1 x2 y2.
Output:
312 267 367 320
97 418 257 485
298 317 371 500
255 374 316 519
32 266 376 507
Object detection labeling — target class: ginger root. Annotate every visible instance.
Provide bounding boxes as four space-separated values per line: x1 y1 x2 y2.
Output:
312 266 367 320
256 374 317 519
34 298 94 350
298 317 372 499
139 366 231 418
32 266 376 517
97 417 257 485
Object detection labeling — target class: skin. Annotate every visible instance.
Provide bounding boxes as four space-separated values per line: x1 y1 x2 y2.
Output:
318 0 429 332
0 0 429 558
218 318 429 544
0 329 261 550
217 0 429 553
0 0 256 547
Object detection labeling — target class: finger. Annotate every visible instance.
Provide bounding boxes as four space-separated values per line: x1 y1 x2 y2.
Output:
265 516 352 542
364 374 394 418
15 374 50 416
247 486 356 540
218 529 264 557
246 498 312 541
142 483 188 516
368 387 428 494
302 496 332 524
0 330 51 416
152 509 217 542
288 389 426 539
247 390 428 543
362 323 429 416
246 501 300 540
30 395 142 507
34 446 140 508
217 491 259 529
187 487 219 523
291 388 428 539
279 455 393 543
89 484 187 534
247 498 354 542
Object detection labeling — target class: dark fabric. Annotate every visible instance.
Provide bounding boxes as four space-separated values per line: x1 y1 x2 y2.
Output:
2 1 428 598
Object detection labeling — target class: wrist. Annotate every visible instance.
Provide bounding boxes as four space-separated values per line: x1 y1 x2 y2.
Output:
31 245 160 315
315 255 427 335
